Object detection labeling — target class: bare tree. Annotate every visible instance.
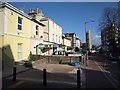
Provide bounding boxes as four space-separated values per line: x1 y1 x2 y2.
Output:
99 7 118 30
100 7 119 54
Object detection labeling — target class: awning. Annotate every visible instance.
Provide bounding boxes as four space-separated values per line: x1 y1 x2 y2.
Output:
38 43 45 50
41 47 52 53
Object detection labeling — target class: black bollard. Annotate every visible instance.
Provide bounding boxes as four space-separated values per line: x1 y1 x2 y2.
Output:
77 69 81 88
12 66 16 81
43 69 47 86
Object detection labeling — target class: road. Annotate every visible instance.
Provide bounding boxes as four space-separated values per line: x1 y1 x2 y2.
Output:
2 54 119 89
83 54 118 88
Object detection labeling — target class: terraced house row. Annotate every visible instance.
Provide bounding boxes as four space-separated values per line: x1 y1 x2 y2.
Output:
0 2 81 65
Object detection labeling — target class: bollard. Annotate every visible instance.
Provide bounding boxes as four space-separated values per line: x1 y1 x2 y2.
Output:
43 69 47 86
77 69 81 88
12 66 16 81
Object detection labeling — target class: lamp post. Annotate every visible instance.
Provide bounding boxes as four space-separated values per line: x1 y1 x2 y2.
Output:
84 20 95 66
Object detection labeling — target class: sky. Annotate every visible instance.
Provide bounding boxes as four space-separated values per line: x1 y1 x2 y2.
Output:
9 2 118 45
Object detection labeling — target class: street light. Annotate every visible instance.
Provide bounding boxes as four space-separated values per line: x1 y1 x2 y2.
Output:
84 20 96 66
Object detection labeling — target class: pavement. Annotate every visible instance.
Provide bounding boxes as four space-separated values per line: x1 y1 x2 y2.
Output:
2 63 30 78
2 63 85 89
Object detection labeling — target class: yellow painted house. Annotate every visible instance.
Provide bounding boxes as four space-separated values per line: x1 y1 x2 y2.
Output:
0 2 32 66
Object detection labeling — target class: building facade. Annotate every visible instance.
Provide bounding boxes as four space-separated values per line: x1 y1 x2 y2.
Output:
76 36 81 49
0 2 32 65
64 33 76 51
86 30 92 51
28 9 62 55
62 35 71 52
30 19 45 55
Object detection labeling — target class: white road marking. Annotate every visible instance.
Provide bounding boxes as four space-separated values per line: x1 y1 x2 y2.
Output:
94 61 118 88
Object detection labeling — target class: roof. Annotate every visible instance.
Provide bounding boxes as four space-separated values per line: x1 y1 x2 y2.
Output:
0 2 45 26
0 2 32 20
31 19 45 26
62 36 71 40
64 32 76 35
76 36 80 40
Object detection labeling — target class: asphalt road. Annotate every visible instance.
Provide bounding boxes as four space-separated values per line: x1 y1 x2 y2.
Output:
83 54 118 88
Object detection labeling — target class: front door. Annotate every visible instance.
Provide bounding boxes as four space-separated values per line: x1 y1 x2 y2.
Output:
18 43 22 61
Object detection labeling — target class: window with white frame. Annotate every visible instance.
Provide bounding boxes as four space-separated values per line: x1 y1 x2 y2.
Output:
18 43 22 61
56 35 57 42
36 25 39 35
18 17 22 30
52 34 54 41
59 36 60 43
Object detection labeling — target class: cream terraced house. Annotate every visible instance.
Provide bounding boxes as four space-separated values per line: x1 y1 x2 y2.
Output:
76 36 81 49
0 2 46 65
62 35 72 52
0 2 36 67
28 9 62 55
30 19 45 55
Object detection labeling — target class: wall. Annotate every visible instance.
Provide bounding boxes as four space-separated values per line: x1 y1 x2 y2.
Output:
0 8 3 61
3 35 30 61
2 7 31 62
42 20 49 41
30 21 44 55
0 8 3 35
76 39 80 48
0 37 2 61
63 38 71 47
49 19 62 44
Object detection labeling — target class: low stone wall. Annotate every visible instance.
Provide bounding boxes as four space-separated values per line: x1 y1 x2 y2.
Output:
31 55 87 65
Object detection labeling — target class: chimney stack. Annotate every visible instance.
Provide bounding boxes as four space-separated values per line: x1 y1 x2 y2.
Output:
36 8 43 16
30 8 36 13
19 8 24 13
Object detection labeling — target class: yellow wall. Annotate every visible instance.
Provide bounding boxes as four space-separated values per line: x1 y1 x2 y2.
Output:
0 9 2 34
0 37 2 61
3 35 30 61
0 9 3 61
7 8 30 36
2 8 31 62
